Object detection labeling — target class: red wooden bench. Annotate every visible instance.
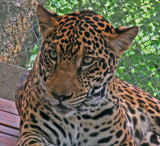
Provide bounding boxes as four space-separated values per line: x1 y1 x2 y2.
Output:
0 98 19 146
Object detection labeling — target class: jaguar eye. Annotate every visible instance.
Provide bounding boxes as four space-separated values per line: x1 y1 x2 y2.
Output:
82 56 95 66
49 51 57 60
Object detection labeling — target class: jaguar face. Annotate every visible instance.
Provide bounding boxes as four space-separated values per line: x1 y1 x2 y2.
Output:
35 4 139 114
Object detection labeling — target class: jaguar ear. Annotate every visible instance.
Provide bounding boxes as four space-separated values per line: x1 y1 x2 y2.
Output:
36 4 58 38
109 26 139 57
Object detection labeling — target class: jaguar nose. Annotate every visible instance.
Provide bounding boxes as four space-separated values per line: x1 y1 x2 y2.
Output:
51 92 73 102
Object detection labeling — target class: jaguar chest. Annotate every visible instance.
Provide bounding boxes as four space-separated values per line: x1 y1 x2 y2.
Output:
33 101 129 146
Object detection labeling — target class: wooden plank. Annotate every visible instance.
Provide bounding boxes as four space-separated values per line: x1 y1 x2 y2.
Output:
0 98 18 115
0 133 17 146
0 98 19 145
0 110 19 129
0 125 19 137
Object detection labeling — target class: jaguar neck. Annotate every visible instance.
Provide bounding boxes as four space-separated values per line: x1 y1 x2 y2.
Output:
105 76 120 108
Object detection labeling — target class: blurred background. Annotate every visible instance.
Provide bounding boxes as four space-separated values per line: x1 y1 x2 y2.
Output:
0 0 159 101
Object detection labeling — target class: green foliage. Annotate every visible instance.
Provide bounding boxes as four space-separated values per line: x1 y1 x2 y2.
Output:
28 0 160 99
27 44 39 70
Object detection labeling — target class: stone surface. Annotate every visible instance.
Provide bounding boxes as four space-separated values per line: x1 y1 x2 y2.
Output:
0 0 46 67
0 62 28 101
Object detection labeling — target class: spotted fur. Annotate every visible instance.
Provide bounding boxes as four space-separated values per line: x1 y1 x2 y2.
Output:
15 3 160 146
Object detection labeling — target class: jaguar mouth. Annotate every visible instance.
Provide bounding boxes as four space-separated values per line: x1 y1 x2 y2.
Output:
56 103 71 109
54 103 74 115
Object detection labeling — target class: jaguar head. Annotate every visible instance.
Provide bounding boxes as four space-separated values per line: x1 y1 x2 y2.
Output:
34 4 139 114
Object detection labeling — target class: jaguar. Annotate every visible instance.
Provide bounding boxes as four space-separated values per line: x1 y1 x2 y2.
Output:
15 3 160 146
